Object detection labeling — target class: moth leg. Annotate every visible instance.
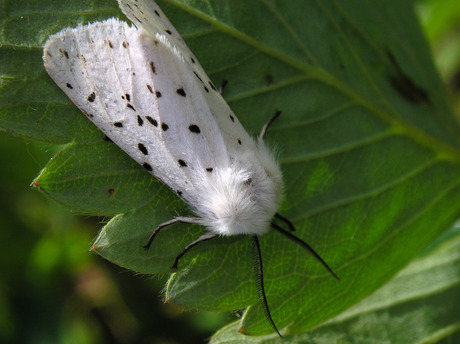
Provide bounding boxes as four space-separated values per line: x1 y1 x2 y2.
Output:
274 213 296 232
259 110 282 140
252 235 282 337
271 222 340 281
219 79 228 94
171 232 218 269
143 216 201 250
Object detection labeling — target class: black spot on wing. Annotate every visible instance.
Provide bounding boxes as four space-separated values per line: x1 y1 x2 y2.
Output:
176 88 186 97
146 116 158 127
194 71 203 83
161 123 169 131
137 115 143 126
147 84 153 93
150 61 156 74
114 122 123 128
138 143 148 155
156 91 162 98
82 110 93 118
189 124 201 134
178 159 187 167
209 81 217 91
143 163 153 171
66 83 73 89
206 167 213 172
87 92 96 102
229 114 235 122
127 103 136 111
59 49 69 59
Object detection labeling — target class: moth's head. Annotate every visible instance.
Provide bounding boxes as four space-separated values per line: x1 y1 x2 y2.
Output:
197 160 282 236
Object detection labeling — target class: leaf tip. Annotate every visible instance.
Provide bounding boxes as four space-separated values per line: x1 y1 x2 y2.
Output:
31 179 41 189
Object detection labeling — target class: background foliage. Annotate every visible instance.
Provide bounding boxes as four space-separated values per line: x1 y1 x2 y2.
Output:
1 0 460 343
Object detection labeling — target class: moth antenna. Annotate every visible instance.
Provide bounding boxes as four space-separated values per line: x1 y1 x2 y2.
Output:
259 110 282 140
252 235 282 338
171 232 217 269
275 213 296 232
143 217 201 250
271 222 340 281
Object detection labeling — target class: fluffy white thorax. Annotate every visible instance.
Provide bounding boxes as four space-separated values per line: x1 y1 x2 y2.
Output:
194 142 283 236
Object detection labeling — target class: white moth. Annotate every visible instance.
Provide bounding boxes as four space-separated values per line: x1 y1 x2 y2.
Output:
43 0 338 336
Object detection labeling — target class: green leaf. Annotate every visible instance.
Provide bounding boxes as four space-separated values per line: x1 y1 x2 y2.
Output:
34 139 164 216
210 224 460 343
2 0 459 338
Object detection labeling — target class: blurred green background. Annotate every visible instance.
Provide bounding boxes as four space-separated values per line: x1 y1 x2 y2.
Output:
0 0 459 343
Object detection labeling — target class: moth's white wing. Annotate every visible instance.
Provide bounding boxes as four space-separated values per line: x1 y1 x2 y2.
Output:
44 6 283 238
118 0 256 156
44 19 202 201
43 18 260 211
118 0 190 56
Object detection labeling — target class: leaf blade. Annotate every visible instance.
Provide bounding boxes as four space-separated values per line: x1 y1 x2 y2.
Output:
2 0 459 337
